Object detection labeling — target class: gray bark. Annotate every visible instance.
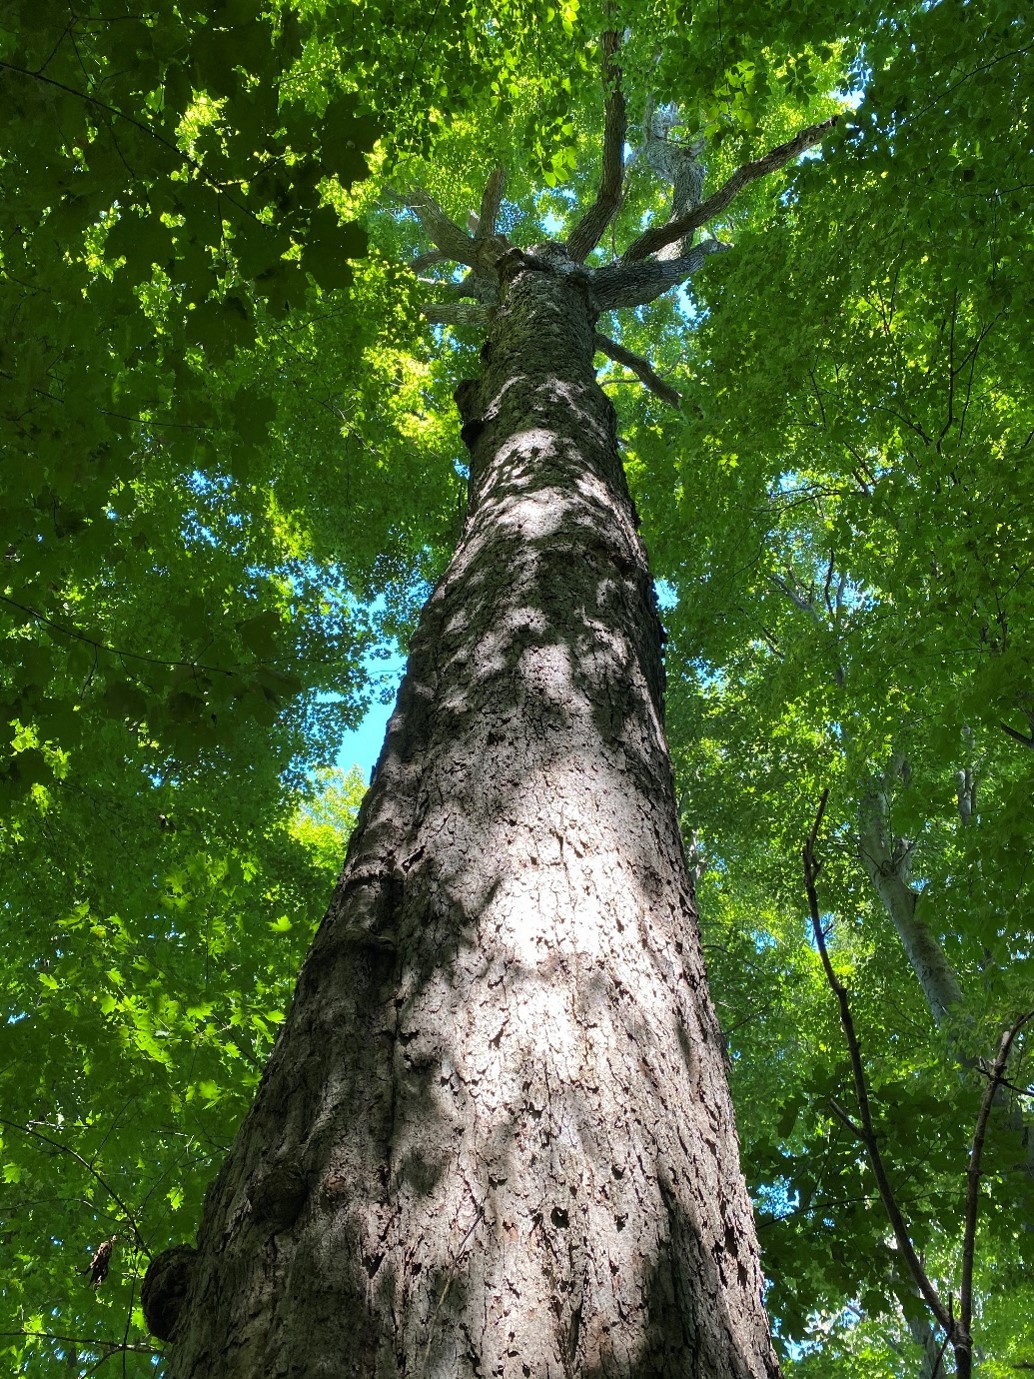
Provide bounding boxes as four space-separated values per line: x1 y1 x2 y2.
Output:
858 762 964 1029
150 258 778 1378
640 101 706 261
592 240 729 310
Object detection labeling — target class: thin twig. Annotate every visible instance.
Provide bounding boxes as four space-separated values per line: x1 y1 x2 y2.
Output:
0 593 253 678
802 794 952 1336
420 1204 485 1374
960 1011 1033 1368
0 1118 151 1257
0 1331 157 1354
929 1329 952 1379
0 60 263 229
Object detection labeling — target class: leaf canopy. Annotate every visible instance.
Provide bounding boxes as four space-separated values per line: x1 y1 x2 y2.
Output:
2 0 1033 1372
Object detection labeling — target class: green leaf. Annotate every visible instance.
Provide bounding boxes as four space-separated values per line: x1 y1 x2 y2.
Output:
300 208 367 292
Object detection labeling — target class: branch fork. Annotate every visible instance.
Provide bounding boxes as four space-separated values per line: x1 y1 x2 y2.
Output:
400 36 838 407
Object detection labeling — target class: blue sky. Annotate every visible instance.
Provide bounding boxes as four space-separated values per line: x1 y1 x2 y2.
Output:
336 689 396 780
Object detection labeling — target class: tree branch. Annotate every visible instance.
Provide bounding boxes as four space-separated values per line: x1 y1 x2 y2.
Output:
399 188 478 267
0 1117 151 1258
0 1331 157 1354
960 1011 1033 1371
1000 720 1034 749
826 1096 865 1140
411 249 448 272
0 593 238 679
568 31 627 262
622 116 838 263
420 302 492 328
592 238 728 309
802 795 953 1338
769 570 820 619
594 332 681 408
930 1331 952 1379
639 97 706 260
0 59 263 229
474 165 507 241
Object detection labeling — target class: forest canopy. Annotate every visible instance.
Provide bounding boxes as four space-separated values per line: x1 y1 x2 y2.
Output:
1 0 1032 1373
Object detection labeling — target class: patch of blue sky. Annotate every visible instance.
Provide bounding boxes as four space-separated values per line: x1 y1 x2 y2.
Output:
335 692 398 782
334 638 405 781
656 577 678 611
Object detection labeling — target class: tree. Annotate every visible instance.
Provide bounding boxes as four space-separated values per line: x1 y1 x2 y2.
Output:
0 0 445 1368
4 0 1032 1373
138 26 846 1368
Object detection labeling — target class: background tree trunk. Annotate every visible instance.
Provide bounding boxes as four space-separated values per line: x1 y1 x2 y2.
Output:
156 260 778 1378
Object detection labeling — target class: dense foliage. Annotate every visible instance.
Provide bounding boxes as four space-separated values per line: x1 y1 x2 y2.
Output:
1 0 1030 1372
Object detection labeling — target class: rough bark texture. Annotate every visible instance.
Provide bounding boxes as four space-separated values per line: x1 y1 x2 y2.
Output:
155 258 777 1378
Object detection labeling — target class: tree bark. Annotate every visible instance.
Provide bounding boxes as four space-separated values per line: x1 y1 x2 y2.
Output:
858 769 964 1029
153 257 778 1378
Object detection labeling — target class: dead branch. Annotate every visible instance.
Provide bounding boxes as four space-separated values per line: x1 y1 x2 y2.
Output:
622 116 838 263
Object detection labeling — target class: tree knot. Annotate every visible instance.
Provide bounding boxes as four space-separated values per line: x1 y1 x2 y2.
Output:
142 1244 198 1343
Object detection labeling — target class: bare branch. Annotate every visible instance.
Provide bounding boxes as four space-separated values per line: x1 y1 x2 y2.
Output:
592 238 728 310
622 116 839 263
399 188 478 267
801 797 953 1338
594 332 681 408
568 32 627 262
0 1330 158 1356
474 165 507 242
420 302 492 328
1000 720 1034 749
930 1331 952 1379
769 570 818 619
826 1096 865 1140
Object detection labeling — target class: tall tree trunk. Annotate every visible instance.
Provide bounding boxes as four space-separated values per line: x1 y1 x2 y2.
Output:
150 258 778 1378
